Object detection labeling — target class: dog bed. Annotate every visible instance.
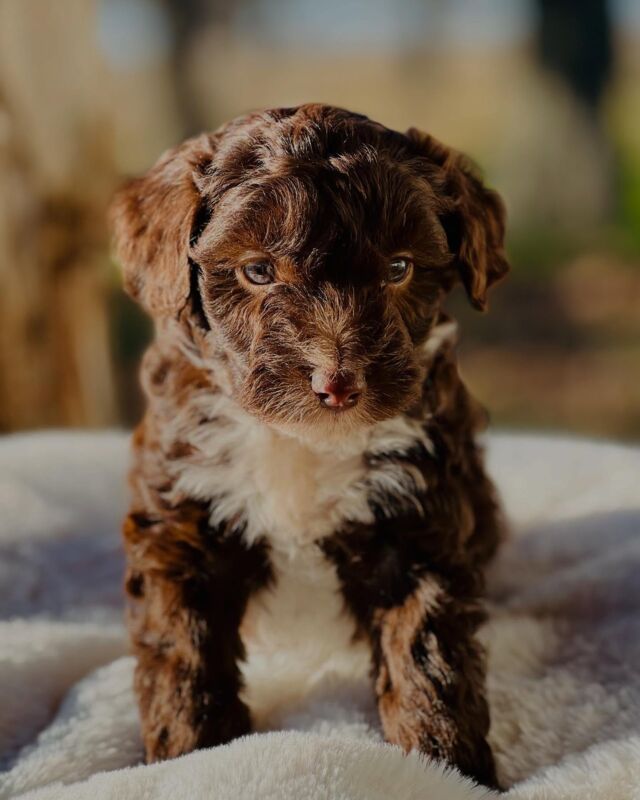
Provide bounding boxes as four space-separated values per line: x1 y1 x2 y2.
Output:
0 429 639 799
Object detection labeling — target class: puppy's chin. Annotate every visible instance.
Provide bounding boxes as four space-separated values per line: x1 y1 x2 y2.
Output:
270 407 376 453
244 391 419 454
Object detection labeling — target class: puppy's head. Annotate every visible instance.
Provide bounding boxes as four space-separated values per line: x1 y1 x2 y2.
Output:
111 105 508 438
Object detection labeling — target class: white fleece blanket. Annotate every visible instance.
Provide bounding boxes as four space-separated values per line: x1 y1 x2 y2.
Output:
0 430 639 800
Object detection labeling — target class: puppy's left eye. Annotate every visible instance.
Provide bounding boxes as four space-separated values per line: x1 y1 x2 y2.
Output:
387 257 412 284
242 262 275 285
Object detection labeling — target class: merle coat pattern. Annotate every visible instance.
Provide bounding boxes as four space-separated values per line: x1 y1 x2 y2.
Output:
111 104 508 788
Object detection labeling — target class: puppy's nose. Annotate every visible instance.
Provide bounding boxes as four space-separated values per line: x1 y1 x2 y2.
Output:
311 370 362 409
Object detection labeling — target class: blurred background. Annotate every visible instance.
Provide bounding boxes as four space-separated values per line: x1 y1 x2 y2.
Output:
0 0 639 440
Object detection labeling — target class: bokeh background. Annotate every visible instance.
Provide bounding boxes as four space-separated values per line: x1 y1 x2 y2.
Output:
1 0 639 439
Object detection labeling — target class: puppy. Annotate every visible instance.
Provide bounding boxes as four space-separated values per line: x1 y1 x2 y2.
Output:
111 104 508 787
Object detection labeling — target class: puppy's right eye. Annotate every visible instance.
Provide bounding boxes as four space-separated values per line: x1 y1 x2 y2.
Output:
242 262 275 285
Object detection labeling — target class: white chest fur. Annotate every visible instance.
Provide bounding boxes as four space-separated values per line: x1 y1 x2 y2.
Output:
172 392 433 707
174 391 432 550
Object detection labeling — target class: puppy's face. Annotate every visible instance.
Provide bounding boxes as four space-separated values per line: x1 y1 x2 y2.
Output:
191 143 453 434
112 105 508 438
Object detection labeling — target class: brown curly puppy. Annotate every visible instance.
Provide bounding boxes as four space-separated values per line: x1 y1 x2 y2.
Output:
111 104 508 787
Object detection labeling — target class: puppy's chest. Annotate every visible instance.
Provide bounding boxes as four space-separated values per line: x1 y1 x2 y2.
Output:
173 401 432 660
232 436 366 665
174 399 431 552
235 434 371 551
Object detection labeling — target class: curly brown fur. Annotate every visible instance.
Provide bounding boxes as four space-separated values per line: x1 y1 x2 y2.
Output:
111 104 508 786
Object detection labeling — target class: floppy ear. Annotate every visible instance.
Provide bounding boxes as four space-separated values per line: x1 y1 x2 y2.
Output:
407 129 509 311
110 134 215 317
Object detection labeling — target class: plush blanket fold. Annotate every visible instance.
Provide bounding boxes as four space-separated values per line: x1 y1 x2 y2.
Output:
0 430 639 800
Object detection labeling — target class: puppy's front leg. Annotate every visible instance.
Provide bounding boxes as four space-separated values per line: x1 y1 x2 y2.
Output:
123 505 271 762
372 578 497 788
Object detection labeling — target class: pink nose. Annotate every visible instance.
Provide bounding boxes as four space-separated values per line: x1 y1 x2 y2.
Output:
311 370 363 409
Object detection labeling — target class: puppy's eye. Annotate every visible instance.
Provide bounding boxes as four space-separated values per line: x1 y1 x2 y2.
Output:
387 257 412 284
242 262 275 285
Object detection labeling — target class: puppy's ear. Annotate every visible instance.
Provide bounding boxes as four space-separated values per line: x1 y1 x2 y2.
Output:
407 129 509 311
110 134 215 317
